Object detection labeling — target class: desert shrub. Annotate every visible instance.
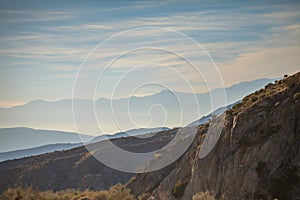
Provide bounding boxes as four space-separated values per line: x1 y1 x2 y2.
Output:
258 93 265 100
93 191 109 200
266 89 275 97
172 180 188 198
0 184 134 200
251 96 258 102
192 191 215 200
232 102 242 111
284 76 296 88
107 184 134 200
0 187 43 200
264 83 273 89
293 92 300 101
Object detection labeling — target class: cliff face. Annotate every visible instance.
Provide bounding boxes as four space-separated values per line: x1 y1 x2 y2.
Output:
128 72 300 200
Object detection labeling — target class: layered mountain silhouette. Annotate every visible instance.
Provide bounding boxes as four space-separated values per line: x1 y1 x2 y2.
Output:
0 73 299 199
0 100 243 162
187 101 240 127
0 127 170 162
0 127 93 153
0 78 276 135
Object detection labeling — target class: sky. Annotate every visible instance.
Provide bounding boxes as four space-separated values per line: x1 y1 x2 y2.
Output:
0 0 299 108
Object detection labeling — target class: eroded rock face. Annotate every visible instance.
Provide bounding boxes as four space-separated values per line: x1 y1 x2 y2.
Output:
128 72 300 200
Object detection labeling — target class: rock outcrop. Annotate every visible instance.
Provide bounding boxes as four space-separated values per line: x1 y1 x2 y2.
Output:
128 72 300 200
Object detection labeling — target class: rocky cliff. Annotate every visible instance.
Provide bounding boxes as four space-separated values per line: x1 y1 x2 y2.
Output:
0 72 299 200
127 72 300 200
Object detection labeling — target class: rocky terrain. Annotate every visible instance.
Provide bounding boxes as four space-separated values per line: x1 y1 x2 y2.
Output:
0 72 299 200
127 72 300 200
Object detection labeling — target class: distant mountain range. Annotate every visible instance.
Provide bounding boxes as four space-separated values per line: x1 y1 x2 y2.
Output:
0 102 238 162
91 127 170 143
0 101 239 162
0 127 170 162
0 127 93 153
187 101 240 127
0 78 277 135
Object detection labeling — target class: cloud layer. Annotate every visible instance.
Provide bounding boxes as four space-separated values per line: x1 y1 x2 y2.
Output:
0 0 299 105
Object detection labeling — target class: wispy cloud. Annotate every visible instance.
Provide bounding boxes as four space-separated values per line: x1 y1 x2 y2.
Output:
0 1 299 103
219 45 300 85
0 10 76 22
0 100 25 108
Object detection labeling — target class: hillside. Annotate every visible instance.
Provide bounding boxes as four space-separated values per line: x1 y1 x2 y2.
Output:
0 127 179 192
127 72 300 199
0 143 83 162
0 127 170 162
0 73 298 199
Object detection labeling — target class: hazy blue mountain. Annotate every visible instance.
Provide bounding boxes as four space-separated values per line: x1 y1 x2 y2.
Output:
0 78 276 135
0 127 170 162
0 127 93 152
0 143 82 162
187 101 240 127
91 127 170 143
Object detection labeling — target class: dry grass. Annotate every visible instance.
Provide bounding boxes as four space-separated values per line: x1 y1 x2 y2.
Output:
231 72 300 114
192 191 215 200
0 184 134 200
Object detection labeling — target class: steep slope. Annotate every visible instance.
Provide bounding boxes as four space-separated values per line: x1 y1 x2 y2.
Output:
127 72 300 200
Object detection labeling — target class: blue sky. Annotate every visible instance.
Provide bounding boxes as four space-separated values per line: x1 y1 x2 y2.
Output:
0 0 299 107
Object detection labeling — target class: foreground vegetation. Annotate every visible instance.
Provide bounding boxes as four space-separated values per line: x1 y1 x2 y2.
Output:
0 184 134 200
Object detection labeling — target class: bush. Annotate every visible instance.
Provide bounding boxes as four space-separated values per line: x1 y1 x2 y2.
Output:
293 92 300 101
193 191 215 200
232 102 242 111
172 180 188 198
285 77 295 88
0 187 43 200
0 184 134 200
107 184 134 200
251 96 258 102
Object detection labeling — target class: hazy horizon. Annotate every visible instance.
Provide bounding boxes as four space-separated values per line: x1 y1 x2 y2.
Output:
1 1 299 108
0 76 276 108
0 0 299 134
